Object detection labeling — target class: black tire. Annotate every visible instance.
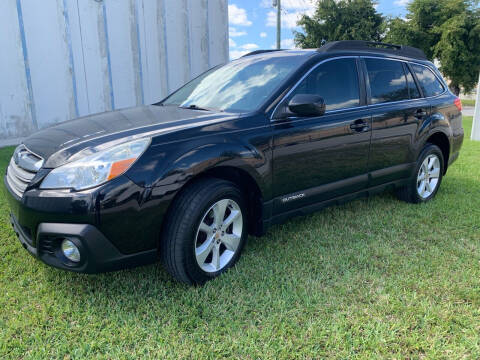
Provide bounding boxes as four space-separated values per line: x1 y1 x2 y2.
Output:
396 143 444 203
160 178 248 285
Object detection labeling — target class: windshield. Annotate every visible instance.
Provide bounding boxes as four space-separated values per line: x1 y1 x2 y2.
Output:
161 53 307 112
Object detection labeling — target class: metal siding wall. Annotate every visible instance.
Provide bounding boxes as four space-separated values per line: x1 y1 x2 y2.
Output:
188 0 209 78
104 0 143 108
137 0 168 104
0 0 228 140
208 0 229 68
66 0 113 116
21 0 77 129
164 0 190 94
0 1 35 139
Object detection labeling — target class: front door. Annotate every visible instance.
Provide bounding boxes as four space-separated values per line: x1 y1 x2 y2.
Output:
271 57 372 215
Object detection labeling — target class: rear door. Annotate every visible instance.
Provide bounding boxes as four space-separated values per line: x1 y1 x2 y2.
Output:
271 57 372 214
362 57 430 186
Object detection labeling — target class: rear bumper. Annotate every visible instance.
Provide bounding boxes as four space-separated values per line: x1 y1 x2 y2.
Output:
10 212 157 273
448 123 464 167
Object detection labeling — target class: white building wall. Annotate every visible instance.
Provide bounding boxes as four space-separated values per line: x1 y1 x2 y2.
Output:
0 0 229 142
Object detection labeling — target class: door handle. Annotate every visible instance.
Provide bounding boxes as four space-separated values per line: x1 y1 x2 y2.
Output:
350 119 369 132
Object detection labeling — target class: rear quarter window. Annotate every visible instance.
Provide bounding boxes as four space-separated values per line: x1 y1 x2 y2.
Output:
410 64 445 97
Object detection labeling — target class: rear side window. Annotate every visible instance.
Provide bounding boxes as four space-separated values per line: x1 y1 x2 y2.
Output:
365 58 409 104
291 58 360 111
411 64 445 97
404 64 421 99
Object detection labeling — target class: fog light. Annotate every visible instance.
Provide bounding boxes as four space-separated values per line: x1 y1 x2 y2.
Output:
61 239 80 262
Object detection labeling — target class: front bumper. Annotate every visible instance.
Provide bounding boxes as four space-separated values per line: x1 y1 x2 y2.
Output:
4 174 174 273
10 213 157 273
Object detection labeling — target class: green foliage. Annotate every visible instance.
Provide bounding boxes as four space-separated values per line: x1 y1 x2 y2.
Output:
435 11 480 93
385 0 480 94
383 17 434 58
0 117 479 358
294 0 384 48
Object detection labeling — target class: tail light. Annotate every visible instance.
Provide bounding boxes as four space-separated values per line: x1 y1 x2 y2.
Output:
454 97 462 111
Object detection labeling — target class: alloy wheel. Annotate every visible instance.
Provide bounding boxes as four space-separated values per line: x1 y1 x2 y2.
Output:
194 199 243 273
416 154 441 199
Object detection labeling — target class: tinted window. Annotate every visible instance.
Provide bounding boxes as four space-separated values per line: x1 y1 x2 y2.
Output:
365 58 409 104
163 54 307 112
405 65 421 99
291 58 360 111
411 64 445 97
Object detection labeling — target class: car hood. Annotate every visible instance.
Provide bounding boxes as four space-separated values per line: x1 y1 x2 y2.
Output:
23 105 235 168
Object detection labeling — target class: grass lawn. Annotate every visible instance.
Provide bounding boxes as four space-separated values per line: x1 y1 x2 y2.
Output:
0 118 479 359
461 99 476 107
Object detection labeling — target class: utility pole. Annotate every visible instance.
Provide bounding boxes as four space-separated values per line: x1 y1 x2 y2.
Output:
471 72 480 141
274 0 281 49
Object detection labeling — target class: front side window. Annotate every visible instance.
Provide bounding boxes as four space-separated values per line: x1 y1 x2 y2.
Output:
411 64 445 97
162 54 307 112
365 58 409 104
290 58 360 111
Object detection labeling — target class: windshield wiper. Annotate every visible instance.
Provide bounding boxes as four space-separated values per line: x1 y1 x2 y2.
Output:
179 104 209 111
179 104 222 112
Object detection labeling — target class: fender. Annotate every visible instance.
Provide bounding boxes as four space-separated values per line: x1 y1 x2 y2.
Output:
415 111 453 157
126 132 272 200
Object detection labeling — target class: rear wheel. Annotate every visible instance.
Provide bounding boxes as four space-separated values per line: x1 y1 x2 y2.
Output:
396 143 444 203
160 178 247 285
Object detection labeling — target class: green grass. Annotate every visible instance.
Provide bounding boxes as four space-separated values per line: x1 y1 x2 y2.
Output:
461 99 476 107
0 118 479 359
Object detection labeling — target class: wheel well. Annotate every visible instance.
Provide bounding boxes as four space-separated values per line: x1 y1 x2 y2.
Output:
426 132 450 173
166 166 264 237
202 166 264 236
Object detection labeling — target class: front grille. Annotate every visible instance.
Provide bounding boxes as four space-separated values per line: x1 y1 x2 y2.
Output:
6 145 43 198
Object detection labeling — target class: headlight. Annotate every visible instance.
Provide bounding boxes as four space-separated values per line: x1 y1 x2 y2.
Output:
40 138 150 190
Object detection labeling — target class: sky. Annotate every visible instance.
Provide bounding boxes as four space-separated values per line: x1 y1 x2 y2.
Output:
228 0 410 59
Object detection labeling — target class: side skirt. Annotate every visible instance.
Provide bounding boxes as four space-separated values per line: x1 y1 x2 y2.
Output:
261 178 409 233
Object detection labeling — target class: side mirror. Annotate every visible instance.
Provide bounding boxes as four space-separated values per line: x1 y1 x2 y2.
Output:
287 94 326 117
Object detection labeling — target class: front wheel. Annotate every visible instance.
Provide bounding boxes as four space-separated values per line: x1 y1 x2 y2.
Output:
160 178 248 285
396 143 444 203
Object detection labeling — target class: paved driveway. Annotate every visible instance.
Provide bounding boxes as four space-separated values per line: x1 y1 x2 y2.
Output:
463 106 474 116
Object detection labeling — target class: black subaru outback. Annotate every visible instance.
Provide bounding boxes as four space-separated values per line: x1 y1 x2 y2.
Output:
5 41 464 284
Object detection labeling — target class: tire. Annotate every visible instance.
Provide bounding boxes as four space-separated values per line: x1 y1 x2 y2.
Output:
160 178 248 285
396 143 444 203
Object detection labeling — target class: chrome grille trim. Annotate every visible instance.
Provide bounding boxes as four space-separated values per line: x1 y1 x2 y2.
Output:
6 168 28 197
6 145 42 198
13 144 44 172
8 158 36 182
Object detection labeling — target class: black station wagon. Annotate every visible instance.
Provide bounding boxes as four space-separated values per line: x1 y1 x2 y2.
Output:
5 41 464 284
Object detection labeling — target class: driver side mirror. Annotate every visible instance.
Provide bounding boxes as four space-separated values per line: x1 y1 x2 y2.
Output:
287 94 326 117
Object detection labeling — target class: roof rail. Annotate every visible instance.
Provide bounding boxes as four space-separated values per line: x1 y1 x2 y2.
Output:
241 49 283 57
317 40 427 60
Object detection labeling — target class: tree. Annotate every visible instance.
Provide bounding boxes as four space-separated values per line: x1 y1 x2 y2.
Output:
294 0 384 48
385 0 480 95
